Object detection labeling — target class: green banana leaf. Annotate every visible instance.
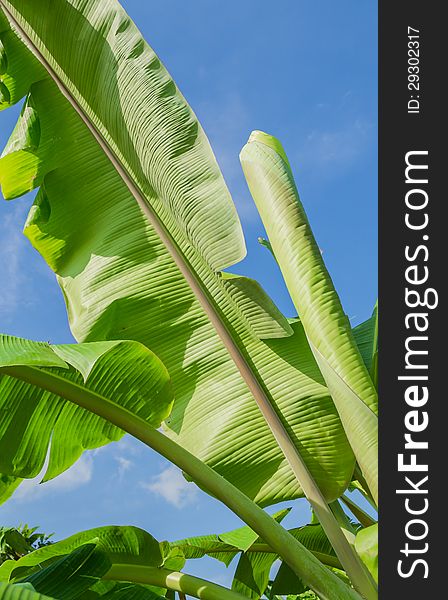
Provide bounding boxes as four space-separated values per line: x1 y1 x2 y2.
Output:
20 544 111 600
0 583 53 600
0 526 249 600
0 475 21 504
170 520 340 600
168 508 289 568
168 533 238 567
232 550 276 600
0 528 33 559
340 495 376 529
0 0 354 506
271 567 307 598
0 334 172 490
218 509 291 553
227 510 290 600
270 524 340 598
1 538 166 600
0 526 164 584
240 131 378 504
354 524 378 584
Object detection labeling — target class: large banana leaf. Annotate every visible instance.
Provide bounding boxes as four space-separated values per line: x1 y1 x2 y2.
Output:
0 0 354 506
354 525 378 585
19 544 111 600
0 584 53 600
0 526 164 583
0 334 172 487
171 521 340 600
0 533 167 599
240 131 378 504
0 526 250 600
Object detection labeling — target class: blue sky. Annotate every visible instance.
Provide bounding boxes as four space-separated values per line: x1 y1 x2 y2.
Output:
0 0 377 588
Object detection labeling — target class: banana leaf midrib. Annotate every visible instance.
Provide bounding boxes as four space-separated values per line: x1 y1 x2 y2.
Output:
0 0 287 436
0 0 341 519
0 1 356 510
309 341 378 418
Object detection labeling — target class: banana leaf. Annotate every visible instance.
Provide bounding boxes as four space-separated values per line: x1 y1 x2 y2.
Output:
355 524 378 584
0 583 53 600
0 0 354 506
20 544 111 600
0 334 172 489
0 526 164 583
240 131 378 504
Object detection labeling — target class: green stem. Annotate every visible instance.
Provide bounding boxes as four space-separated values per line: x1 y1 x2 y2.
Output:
105 565 244 600
330 501 357 544
2 364 363 600
209 544 342 570
353 467 377 510
341 495 377 529
329 501 377 592
309 551 342 571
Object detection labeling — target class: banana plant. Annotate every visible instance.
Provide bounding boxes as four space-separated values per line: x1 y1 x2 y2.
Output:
0 333 369 600
0 520 375 600
167 497 376 599
0 526 53 565
0 524 248 600
0 1 378 598
0 506 376 599
0 0 354 510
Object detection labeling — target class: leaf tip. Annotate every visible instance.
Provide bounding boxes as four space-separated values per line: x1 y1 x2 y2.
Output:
244 130 291 168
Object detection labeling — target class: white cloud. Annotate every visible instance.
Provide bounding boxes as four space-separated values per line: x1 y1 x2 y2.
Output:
140 465 198 509
13 454 94 503
112 435 143 457
115 456 133 480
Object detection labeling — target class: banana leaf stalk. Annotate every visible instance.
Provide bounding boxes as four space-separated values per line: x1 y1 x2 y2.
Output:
2 360 361 600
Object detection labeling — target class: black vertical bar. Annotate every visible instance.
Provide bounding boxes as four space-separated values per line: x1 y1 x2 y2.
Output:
379 2 443 597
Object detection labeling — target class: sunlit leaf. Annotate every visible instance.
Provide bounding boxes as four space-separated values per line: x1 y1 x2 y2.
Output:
0 1 354 506
0 334 172 492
